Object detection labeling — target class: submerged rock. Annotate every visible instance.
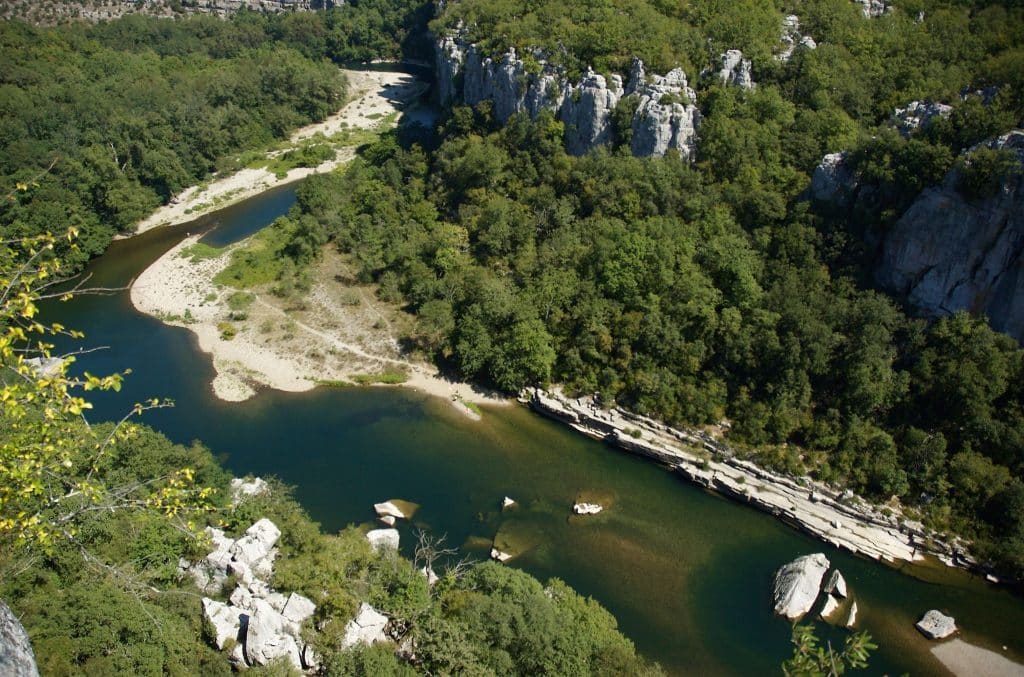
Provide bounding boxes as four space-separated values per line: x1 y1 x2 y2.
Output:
772 553 830 620
916 610 957 639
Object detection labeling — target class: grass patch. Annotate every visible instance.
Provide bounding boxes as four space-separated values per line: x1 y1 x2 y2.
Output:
218 322 237 340
213 220 292 289
180 242 225 262
350 369 409 385
462 400 482 416
315 379 353 388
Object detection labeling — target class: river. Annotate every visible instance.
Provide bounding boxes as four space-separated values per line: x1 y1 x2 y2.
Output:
43 172 1024 676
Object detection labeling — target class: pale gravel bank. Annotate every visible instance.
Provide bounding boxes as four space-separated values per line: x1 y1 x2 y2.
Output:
130 69 427 237
932 639 1024 677
130 236 505 412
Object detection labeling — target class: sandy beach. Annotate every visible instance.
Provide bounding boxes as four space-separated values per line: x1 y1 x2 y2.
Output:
932 639 1024 677
130 69 428 237
130 236 505 412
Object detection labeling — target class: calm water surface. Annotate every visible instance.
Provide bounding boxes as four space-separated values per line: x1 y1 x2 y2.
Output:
44 183 1024 676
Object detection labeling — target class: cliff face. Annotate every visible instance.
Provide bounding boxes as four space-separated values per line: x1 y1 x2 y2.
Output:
435 38 700 159
1 0 319 24
0 601 38 677
875 130 1024 341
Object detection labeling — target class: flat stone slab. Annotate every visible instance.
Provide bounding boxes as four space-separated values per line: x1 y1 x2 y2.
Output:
916 609 957 640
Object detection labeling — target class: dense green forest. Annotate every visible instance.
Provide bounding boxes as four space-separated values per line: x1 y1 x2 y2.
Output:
0 1 432 268
272 0 1024 577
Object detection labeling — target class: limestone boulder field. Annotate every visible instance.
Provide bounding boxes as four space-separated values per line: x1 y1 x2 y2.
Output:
772 553 831 620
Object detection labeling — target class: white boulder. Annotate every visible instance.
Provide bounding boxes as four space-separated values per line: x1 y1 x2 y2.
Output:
379 515 396 527
366 528 400 552
819 594 841 621
573 502 603 515
230 477 269 499
490 548 513 563
846 601 859 628
374 501 406 520
342 603 389 649
916 610 957 639
202 598 245 650
823 570 848 598
772 553 831 620
502 496 516 509
245 599 303 670
282 593 316 625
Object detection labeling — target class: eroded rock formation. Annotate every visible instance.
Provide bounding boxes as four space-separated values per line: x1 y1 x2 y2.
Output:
435 38 700 159
876 130 1024 341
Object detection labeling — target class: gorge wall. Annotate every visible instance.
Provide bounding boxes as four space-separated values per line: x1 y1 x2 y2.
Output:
875 130 1024 342
435 38 701 159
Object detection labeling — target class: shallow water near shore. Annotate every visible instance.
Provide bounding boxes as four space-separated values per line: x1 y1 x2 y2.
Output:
43 178 1024 676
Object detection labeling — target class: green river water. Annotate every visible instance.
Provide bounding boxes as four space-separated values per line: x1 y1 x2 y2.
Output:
43 181 1024 676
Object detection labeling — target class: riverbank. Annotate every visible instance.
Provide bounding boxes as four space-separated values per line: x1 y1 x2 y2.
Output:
130 69 428 237
528 388 983 577
130 235 505 412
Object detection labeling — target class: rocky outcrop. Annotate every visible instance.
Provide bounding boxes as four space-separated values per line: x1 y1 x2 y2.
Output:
777 15 817 62
706 50 754 89
916 610 957 639
529 388 976 573
435 38 699 158
342 603 389 648
772 553 831 620
891 100 953 137
366 528 400 552
854 0 893 18
628 66 702 160
811 151 859 208
1 0 317 24
0 601 38 677
561 68 623 154
187 519 318 671
231 477 269 499
184 520 280 595
876 130 1024 342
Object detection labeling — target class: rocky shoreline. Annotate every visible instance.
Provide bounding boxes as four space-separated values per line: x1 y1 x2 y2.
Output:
527 388 988 578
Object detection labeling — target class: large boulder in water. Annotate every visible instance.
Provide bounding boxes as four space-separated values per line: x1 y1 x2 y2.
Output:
772 553 830 620
916 610 957 639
